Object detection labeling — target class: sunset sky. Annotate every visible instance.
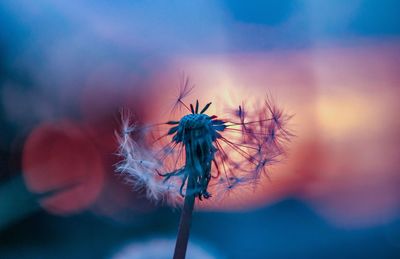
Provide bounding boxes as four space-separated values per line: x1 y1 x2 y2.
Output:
1 1 399 258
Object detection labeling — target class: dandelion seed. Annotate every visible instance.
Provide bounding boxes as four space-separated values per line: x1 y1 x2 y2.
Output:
115 81 292 259
170 74 195 114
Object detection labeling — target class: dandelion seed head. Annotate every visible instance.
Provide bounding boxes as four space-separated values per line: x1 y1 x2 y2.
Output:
115 83 292 206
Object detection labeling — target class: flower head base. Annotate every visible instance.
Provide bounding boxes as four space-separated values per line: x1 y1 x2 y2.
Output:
164 102 226 200
116 83 292 205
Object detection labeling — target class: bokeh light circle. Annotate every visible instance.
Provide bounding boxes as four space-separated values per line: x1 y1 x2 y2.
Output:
22 120 105 215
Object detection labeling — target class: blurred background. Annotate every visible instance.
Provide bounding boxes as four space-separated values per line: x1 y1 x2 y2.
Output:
1 0 400 258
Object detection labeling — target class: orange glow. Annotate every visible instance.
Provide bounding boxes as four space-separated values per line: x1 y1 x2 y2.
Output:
148 42 400 227
316 93 369 136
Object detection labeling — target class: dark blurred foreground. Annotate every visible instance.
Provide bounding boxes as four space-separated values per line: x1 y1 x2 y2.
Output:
1 198 399 259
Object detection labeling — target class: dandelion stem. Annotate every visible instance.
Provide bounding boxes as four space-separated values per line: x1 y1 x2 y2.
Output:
173 175 195 259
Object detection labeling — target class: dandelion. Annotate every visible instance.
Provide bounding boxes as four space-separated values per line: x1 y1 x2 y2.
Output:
115 77 293 259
